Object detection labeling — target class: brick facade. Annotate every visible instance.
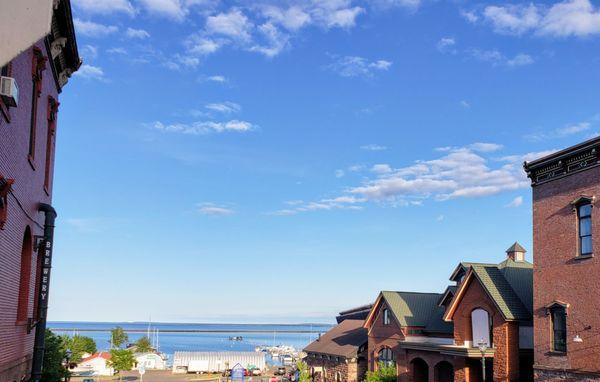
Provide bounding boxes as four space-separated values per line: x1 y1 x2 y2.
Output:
366 301 405 375
450 276 520 382
0 40 60 382
526 144 600 379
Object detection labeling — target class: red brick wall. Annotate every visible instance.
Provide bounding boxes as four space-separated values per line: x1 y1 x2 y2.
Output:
452 276 520 382
531 166 600 374
0 40 58 382
367 301 405 376
306 356 364 382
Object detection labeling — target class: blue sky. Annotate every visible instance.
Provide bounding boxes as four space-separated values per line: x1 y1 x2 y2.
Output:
48 0 600 323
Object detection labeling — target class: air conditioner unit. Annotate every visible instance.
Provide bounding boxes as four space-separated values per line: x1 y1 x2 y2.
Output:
0 76 19 107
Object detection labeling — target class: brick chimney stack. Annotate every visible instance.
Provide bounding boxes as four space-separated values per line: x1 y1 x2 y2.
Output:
506 242 526 262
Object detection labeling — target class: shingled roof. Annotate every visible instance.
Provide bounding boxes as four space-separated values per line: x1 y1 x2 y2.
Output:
446 257 533 322
303 319 367 358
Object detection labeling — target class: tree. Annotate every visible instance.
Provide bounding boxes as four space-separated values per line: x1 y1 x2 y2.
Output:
108 349 135 381
110 326 129 349
62 334 97 363
134 336 153 353
296 361 311 382
42 329 69 382
364 363 396 382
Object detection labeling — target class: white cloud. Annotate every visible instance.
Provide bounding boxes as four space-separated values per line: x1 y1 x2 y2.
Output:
261 5 312 31
74 19 118 37
80 45 98 60
269 195 365 216
461 9 479 23
506 53 535 67
370 0 421 10
73 0 135 16
436 214 445 221
525 121 591 141
206 75 227 82
460 100 471 108
469 142 504 152
468 49 534 67
250 22 290 58
371 164 393 174
197 203 235 216
126 27 151 39
437 37 457 53
481 0 600 37
506 196 524 207
327 56 392 77
107 47 128 55
206 9 254 41
348 146 529 202
73 64 105 80
137 0 186 20
205 101 241 114
188 36 223 55
361 144 387 151
152 119 256 134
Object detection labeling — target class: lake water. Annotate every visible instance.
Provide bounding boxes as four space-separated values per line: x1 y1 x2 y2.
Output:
48 322 333 364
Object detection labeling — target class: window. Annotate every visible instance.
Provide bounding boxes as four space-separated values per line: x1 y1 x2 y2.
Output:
377 348 394 367
551 306 567 353
44 97 58 191
578 202 593 256
29 48 46 163
383 308 390 325
471 308 492 348
335 372 341 382
17 227 33 322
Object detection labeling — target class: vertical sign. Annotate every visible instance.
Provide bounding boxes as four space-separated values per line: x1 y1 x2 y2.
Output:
39 239 52 309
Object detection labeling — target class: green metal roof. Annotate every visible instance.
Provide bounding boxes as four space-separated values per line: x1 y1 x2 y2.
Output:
470 261 532 321
506 242 527 253
380 291 452 334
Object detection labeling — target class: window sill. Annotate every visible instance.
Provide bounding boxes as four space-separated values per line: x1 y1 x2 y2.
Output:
546 351 567 357
14 320 28 326
574 254 594 261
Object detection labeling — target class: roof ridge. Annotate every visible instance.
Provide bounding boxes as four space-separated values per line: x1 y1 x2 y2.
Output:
382 290 442 296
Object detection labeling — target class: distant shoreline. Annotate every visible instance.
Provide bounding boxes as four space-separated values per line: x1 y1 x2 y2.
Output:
48 328 325 333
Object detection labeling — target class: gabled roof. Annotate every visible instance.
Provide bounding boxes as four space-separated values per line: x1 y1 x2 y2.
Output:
449 262 497 282
81 352 111 362
364 291 452 335
445 259 533 322
303 319 367 358
438 285 458 307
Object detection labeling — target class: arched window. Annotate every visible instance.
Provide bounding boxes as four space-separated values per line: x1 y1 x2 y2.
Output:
17 227 33 322
378 347 394 367
335 372 342 382
471 308 491 347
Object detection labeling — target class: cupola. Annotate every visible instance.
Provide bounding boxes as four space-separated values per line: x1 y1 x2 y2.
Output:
506 242 526 262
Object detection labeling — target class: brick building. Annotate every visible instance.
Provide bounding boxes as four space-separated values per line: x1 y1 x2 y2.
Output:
361 244 533 382
524 138 600 381
0 1 80 382
304 319 368 382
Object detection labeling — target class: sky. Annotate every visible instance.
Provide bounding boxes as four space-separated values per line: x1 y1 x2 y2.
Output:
48 0 600 324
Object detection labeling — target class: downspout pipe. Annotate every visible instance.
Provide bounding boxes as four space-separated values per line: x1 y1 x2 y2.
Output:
30 203 57 382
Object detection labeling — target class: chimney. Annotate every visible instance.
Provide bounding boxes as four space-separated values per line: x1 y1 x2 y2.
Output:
506 242 526 262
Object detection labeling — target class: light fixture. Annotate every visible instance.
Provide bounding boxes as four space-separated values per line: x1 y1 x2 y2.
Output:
573 334 583 343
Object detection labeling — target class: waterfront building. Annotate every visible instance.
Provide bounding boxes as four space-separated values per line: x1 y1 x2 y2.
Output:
135 352 167 370
304 319 368 382
362 243 533 382
524 137 600 381
70 352 114 377
0 1 80 381
172 352 266 374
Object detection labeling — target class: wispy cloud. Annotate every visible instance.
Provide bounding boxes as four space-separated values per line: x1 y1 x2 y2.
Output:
269 196 365 216
327 55 392 78
505 196 524 208
205 75 227 83
73 0 135 16
126 27 151 39
525 120 592 141
360 144 387 151
335 169 345 178
205 101 241 114
73 64 105 80
437 37 457 54
475 0 600 38
197 203 235 216
151 120 256 135
467 48 535 67
74 19 118 37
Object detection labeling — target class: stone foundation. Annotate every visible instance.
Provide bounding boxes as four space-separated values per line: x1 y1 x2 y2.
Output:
535 368 600 382
0 355 32 382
